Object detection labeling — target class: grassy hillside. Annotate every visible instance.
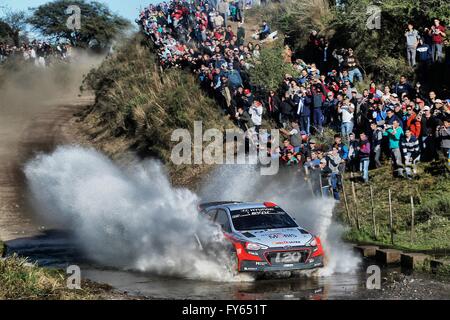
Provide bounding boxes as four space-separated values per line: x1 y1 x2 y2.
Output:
80 34 234 186
337 160 450 251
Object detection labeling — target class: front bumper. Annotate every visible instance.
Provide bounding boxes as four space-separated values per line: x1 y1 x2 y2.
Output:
239 250 324 272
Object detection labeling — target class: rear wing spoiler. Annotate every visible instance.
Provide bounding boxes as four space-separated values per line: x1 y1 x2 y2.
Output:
198 201 242 212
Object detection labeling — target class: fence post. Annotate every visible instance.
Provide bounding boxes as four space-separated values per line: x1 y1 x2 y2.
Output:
341 176 352 226
410 195 415 242
370 185 377 239
351 181 360 230
388 188 394 245
319 174 324 197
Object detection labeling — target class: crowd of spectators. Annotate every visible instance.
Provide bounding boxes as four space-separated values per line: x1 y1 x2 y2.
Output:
0 41 72 66
137 0 449 200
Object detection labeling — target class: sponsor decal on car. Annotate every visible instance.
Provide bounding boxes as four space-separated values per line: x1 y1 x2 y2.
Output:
272 240 305 245
268 233 298 239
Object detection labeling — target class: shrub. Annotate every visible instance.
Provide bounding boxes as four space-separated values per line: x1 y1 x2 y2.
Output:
248 41 299 90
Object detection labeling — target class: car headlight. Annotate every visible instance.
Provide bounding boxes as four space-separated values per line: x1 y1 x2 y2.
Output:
245 242 268 251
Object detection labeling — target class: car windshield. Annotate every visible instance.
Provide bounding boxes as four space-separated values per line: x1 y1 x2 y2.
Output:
230 207 298 231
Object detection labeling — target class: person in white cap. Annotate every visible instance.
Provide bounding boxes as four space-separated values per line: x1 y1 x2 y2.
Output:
249 100 263 133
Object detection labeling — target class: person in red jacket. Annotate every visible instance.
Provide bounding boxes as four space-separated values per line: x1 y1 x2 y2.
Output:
405 106 422 138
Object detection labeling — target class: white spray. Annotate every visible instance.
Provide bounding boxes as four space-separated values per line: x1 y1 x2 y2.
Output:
24 146 243 281
199 163 361 276
25 146 359 281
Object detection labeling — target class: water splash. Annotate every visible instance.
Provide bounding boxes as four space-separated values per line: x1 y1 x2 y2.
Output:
24 146 250 282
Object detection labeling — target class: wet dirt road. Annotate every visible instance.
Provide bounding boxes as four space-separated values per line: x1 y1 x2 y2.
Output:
4 230 450 300
0 97 93 241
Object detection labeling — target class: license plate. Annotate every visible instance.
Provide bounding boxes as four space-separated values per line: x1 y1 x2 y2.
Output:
274 251 303 263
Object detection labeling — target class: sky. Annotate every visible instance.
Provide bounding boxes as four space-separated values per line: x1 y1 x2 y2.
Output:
0 0 158 24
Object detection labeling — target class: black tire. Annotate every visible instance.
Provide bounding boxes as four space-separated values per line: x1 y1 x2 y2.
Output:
226 251 239 276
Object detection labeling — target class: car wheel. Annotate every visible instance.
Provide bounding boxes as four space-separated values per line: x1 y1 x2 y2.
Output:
226 251 239 276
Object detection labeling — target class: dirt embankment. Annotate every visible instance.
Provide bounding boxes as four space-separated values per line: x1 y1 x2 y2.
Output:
0 54 103 242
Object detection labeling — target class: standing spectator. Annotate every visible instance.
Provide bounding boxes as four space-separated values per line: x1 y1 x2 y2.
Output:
401 129 421 178
236 106 253 131
347 132 359 172
325 147 342 200
370 122 383 168
280 122 303 153
311 80 327 134
392 75 413 98
405 105 422 137
280 94 293 128
249 100 263 133
421 105 442 161
338 98 355 139
416 38 432 65
343 48 363 83
333 134 349 163
358 132 371 182
323 91 338 129
405 22 420 67
384 119 404 177
436 116 450 162
297 88 312 134
268 90 281 126
428 18 446 62
236 22 246 46
218 0 230 28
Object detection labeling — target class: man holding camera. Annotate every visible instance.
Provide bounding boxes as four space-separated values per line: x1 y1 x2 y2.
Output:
338 98 355 139
343 48 363 83
428 18 446 62
383 119 404 177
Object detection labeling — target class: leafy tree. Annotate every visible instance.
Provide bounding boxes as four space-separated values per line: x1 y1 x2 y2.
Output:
328 0 450 83
0 6 27 46
0 20 13 44
27 0 130 48
257 0 449 85
249 42 300 91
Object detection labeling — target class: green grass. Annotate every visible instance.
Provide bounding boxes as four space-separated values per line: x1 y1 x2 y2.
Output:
339 160 450 252
0 254 115 300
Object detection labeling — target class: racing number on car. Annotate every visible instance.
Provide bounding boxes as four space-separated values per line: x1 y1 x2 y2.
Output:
275 252 302 263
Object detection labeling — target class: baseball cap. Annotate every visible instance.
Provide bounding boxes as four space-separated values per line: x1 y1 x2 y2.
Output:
423 106 431 111
391 93 398 98
435 99 443 104
244 88 251 95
